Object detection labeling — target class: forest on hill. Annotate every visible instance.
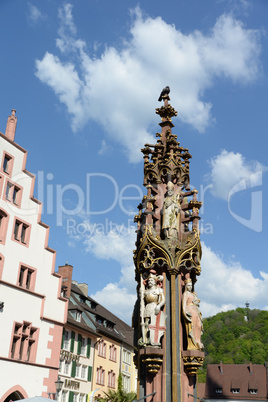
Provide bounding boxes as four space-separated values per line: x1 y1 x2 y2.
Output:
197 308 268 382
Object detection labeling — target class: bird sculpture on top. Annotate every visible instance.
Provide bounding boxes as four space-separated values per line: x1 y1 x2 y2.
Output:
158 86 170 102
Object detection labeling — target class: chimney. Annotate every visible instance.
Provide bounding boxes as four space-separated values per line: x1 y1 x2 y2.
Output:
77 283 88 296
5 109 17 142
219 361 223 374
58 263 73 299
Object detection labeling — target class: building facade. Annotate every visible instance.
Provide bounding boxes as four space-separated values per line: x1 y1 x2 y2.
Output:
58 264 137 401
0 110 68 402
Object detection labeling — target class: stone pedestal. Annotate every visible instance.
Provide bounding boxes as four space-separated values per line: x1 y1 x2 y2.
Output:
182 350 204 376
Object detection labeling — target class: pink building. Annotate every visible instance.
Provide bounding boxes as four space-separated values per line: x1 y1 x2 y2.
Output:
0 110 68 402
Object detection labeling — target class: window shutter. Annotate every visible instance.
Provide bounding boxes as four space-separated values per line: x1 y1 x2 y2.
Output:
61 328 65 349
77 334 82 354
87 366 92 382
86 337 91 358
71 360 77 378
70 331 75 352
69 391 74 402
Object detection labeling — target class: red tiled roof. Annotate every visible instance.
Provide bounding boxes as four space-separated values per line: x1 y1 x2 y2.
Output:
205 363 267 400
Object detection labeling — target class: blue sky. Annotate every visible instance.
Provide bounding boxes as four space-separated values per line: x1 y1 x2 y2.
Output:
1 0 268 324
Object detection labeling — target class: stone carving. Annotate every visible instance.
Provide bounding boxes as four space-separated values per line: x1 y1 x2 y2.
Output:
140 271 166 346
162 182 181 239
182 278 203 351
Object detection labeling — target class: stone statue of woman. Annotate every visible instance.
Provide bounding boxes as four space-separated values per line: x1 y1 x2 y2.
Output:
182 278 203 351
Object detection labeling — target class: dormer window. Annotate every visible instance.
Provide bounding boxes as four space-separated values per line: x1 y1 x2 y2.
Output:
96 316 103 325
249 389 258 395
231 388 240 394
79 295 86 303
215 388 222 394
106 321 114 330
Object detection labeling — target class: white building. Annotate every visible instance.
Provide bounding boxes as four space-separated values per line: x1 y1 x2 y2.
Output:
0 110 68 402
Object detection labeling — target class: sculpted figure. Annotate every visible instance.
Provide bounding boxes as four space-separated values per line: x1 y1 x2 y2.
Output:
140 272 166 346
162 182 181 239
182 278 203 350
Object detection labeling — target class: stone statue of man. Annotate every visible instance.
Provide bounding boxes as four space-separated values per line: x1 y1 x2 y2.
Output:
162 181 181 239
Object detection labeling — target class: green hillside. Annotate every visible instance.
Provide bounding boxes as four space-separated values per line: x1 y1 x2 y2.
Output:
197 308 268 382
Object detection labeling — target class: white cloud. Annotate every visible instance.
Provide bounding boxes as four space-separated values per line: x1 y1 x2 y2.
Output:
78 219 268 323
196 243 268 317
208 150 266 200
27 3 46 25
98 139 112 156
84 225 137 323
35 5 262 163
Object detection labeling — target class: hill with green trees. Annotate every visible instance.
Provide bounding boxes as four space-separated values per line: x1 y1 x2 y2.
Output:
198 308 268 382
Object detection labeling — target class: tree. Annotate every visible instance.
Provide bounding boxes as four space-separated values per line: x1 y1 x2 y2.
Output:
96 373 137 402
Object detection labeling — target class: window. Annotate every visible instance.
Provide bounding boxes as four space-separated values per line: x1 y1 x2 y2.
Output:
97 340 106 358
81 365 87 380
0 209 9 244
81 337 87 356
76 311 81 322
231 388 240 394
215 388 222 394
79 394 85 402
106 321 114 330
249 389 258 395
108 371 116 388
73 393 79 402
109 345 117 362
18 265 36 291
61 390 68 402
13 186 21 204
5 182 12 200
123 349 131 365
59 359 64 373
63 330 70 350
64 361 71 375
97 316 103 325
75 363 81 378
2 153 13 175
13 219 30 246
10 321 38 362
96 367 105 386
122 374 131 393
79 295 86 303
4 181 22 206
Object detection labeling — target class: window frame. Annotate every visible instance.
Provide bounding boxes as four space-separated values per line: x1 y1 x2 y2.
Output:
0 209 9 245
12 217 31 246
108 370 116 388
4 180 23 207
17 263 36 291
1 151 14 176
9 321 39 362
96 366 105 386
97 339 106 358
109 344 117 362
